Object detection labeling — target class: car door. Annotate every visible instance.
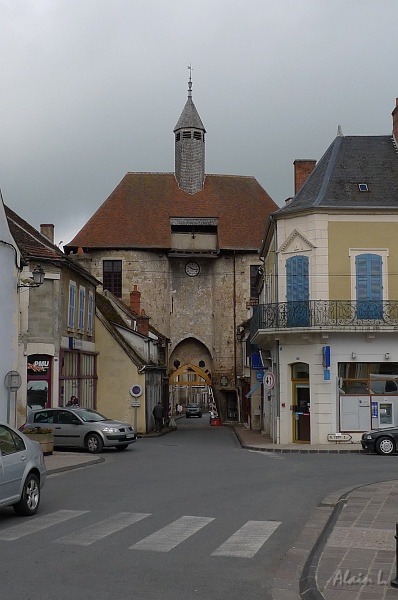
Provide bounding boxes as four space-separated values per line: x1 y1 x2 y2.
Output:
53 410 83 447
0 425 27 504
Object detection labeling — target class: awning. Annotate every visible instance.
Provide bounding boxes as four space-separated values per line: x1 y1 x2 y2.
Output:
245 381 262 398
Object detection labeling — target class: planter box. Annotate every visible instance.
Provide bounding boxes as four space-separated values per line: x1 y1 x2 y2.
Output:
25 433 54 455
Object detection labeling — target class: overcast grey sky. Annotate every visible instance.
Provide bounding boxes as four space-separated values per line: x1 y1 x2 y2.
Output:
1 0 398 248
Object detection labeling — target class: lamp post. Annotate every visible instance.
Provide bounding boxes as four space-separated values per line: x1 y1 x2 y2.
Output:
17 264 45 289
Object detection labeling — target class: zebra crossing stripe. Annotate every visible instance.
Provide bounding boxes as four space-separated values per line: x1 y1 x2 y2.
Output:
56 512 151 546
211 520 281 558
130 515 215 552
0 510 88 541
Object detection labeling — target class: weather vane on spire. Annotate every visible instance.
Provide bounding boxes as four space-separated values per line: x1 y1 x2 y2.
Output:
187 63 193 98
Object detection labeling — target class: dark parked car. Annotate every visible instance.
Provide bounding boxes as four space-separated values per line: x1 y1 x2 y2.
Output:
0 422 46 515
185 403 202 418
361 427 398 455
20 408 137 454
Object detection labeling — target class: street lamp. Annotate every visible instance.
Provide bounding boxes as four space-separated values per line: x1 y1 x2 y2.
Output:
17 264 45 289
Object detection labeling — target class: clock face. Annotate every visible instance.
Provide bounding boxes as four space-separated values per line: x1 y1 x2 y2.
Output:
185 261 200 277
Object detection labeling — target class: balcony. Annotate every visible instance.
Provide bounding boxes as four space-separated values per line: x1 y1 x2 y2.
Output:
250 300 398 342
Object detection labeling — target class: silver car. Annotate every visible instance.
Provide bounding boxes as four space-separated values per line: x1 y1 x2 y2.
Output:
20 408 137 453
0 422 46 516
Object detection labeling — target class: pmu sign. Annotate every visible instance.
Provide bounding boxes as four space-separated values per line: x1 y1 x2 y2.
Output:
263 372 275 390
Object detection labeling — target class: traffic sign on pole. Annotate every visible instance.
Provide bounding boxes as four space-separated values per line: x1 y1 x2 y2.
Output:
263 372 275 390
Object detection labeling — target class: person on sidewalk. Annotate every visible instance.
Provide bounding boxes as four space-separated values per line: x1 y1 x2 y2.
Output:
177 403 183 416
152 402 164 433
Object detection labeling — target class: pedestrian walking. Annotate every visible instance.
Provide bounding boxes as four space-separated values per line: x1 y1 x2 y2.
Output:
177 403 183 416
152 402 164 432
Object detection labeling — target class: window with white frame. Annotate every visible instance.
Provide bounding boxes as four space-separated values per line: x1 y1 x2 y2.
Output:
87 290 94 335
68 281 77 329
78 286 86 331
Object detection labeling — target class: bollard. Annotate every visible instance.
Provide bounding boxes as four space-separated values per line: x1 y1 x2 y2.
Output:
391 523 398 588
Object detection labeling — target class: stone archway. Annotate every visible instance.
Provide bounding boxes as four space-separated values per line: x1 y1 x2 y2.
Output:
169 363 213 411
169 338 213 412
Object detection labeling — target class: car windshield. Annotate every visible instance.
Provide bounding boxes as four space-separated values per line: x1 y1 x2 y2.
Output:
187 403 200 408
71 409 108 422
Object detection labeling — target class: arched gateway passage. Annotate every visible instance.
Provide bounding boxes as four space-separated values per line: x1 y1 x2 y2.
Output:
169 364 215 413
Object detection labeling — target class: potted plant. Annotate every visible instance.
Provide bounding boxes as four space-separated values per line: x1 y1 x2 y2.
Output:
23 427 54 455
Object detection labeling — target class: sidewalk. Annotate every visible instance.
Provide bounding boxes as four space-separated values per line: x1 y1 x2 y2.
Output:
44 451 104 475
233 425 398 600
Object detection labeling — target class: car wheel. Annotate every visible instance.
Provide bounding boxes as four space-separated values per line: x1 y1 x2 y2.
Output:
375 436 395 455
86 433 104 453
115 444 128 451
186 415 189 418
198 414 202 418
13 473 40 516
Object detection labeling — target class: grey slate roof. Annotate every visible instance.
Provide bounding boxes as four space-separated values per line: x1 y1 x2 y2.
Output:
174 97 206 132
276 135 398 216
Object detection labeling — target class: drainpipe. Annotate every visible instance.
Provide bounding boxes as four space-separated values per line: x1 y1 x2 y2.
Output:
271 214 281 444
233 251 241 421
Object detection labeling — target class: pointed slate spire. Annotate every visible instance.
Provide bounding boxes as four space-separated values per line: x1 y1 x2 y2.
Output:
174 67 206 194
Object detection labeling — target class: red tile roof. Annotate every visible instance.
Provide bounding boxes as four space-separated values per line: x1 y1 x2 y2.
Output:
66 173 277 251
5 205 63 260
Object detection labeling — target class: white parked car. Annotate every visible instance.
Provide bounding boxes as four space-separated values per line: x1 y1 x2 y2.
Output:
0 422 46 516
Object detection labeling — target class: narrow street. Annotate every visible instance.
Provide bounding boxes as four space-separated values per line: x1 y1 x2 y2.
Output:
0 419 396 600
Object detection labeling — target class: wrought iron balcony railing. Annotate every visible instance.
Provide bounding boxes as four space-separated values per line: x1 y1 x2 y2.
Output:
251 300 398 338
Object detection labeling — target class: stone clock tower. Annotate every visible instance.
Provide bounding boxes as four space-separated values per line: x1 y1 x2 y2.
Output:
66 74 277 422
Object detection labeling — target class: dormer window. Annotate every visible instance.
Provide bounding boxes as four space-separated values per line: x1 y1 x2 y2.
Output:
358 183 369 192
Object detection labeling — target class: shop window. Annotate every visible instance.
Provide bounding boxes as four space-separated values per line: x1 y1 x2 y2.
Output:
60 351 96 409
339 362 398 396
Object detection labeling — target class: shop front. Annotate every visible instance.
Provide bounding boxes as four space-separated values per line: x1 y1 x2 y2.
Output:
27 354 52 409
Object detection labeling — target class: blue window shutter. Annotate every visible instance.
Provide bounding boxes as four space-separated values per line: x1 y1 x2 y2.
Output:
356 254 382 319
286 256 309 326
286 256 309 302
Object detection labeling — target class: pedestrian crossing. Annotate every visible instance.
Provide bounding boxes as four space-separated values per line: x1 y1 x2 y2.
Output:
0 511 281 558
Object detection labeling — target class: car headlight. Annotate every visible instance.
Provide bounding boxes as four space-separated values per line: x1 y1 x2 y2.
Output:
102 427 119 433
364 434 373 440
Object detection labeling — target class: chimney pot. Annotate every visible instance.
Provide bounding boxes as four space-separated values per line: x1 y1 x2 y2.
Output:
130 287 141 314
137 310 150 337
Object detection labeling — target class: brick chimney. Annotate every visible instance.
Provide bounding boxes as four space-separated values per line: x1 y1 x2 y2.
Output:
293 160 316 194
40 224 54 243
392 98 398 145
130 285 141 314
136 309 150 337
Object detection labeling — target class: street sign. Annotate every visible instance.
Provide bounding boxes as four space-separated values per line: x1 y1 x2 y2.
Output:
327 433 352 442
255 371 264 381
131 401 141 407
263 372 275 390
130 384 143 398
